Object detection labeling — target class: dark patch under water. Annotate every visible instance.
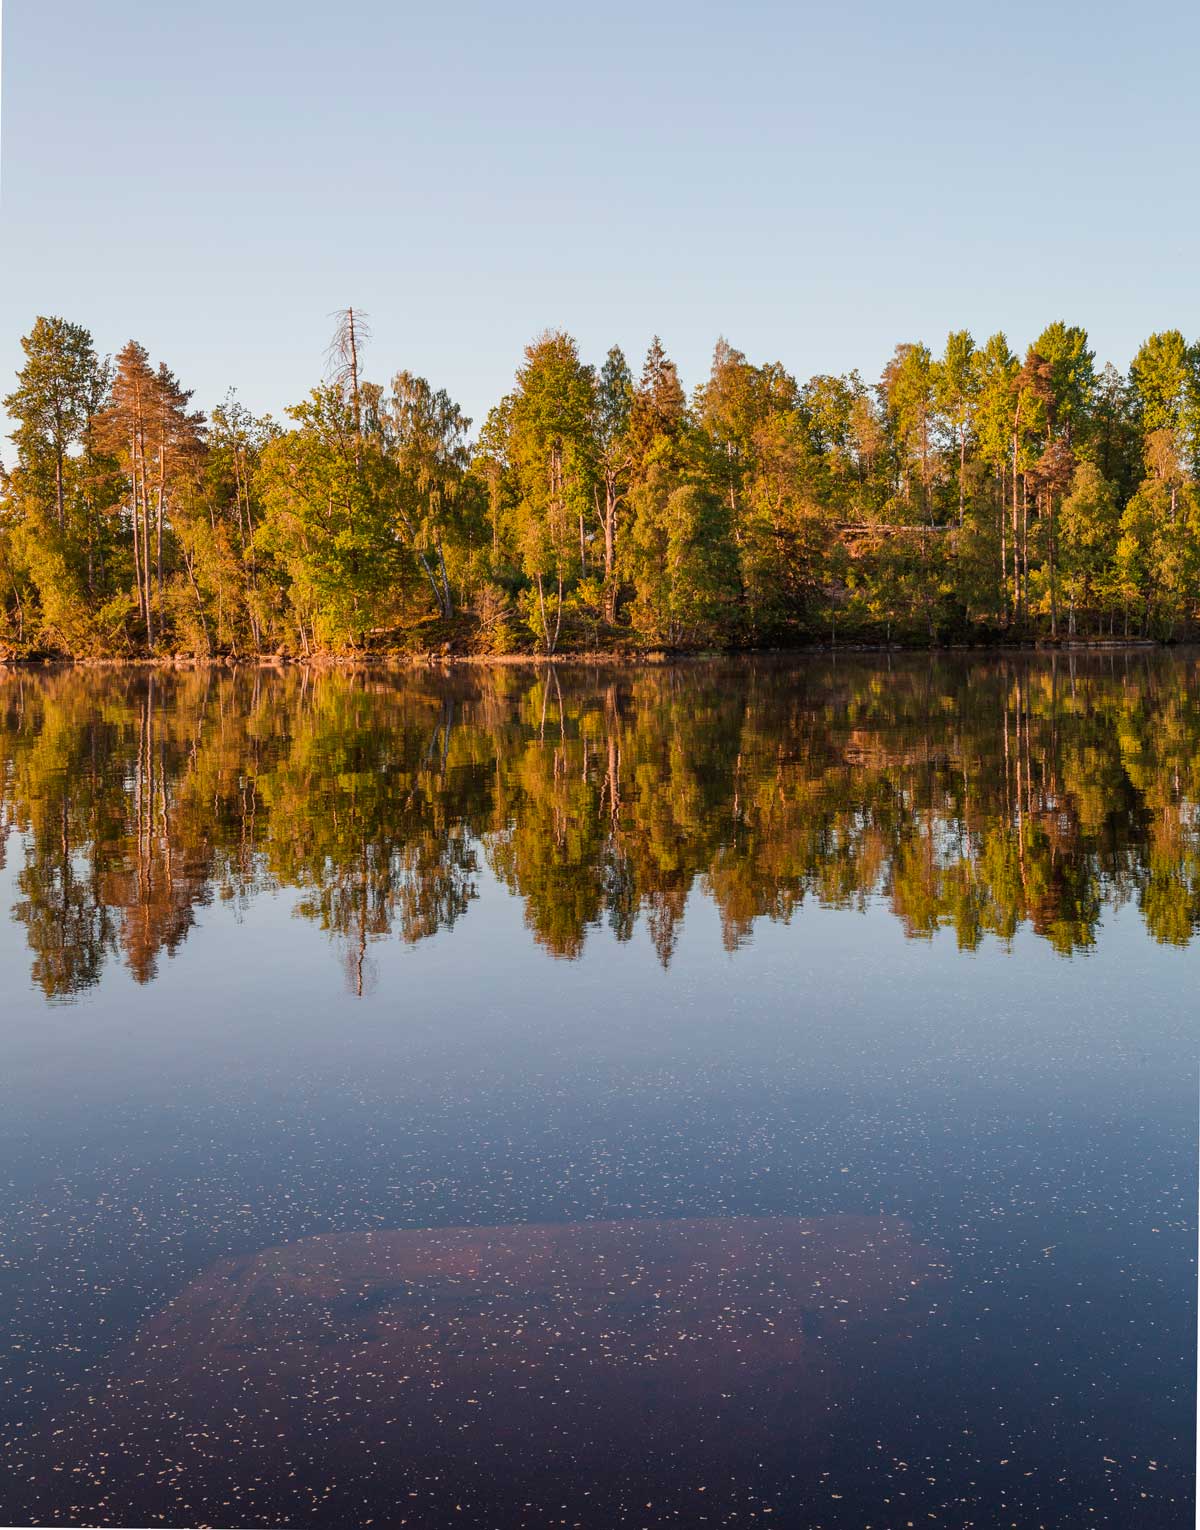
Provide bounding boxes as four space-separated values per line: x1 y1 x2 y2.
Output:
33 1216 943 1525
0 655 1194 1526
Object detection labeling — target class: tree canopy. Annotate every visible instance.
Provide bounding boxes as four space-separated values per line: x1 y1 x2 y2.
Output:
5 313 1200 655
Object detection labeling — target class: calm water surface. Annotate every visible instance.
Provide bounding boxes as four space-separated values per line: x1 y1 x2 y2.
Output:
0 655 1194 1527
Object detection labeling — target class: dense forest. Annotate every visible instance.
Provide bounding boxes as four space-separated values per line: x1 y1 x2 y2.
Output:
5 655 1200 996
3 313 1200 657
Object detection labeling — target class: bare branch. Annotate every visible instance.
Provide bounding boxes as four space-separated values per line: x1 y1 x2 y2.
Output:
325 307 371 392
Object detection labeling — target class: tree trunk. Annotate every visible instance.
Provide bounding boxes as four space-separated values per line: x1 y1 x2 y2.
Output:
130 430 144 625
141 457 154 646
1011 432 1021 620
136 407 154 646
536 573 551 654
553 573 564 652
156 439 166 599
999 464 1008 624
182 545 210 653
55 444 65 532
602 474 618 623
436 540 453 618
415 548 445 615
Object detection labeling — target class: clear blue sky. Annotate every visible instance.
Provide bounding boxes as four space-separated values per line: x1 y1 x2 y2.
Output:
2 0 1197 434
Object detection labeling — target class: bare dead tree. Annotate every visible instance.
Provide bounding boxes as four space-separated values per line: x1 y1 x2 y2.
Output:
326 308 370 469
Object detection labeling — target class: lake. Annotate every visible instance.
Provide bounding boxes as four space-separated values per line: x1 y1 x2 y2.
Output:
0 655 1194 1527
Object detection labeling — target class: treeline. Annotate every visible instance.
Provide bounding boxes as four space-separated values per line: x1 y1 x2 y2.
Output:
3 312 1200 656
6 656 1200 997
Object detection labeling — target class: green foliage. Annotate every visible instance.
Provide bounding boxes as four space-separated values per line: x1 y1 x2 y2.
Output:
628 468 737 645
255 385 408 651
506 331 597 652
380 370 478 617
1034 321 1095 442
5 310 1200 656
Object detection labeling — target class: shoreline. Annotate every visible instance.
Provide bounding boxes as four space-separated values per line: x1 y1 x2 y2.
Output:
0 638 1170 670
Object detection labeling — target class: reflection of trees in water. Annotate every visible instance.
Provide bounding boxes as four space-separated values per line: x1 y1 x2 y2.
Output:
5 652 1200 996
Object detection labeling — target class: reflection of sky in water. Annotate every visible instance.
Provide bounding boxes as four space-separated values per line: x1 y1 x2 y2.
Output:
0 661 1194 1526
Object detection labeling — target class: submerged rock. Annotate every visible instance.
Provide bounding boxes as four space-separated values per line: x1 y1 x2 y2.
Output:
34 1214 945 1524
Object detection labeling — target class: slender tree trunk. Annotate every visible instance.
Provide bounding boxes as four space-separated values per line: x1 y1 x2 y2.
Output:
553 573 564 652
602 474 618 623
999 464 1008 623
415 548 445 614
536 572 551 654
1048 492 1057 639
436 539 453 618
130 430 144 625
1011 433 1021 621
232 446 247 551
3 545 26 642
242 449 255 537
136 409 154 646
156 435 166 598
141 462 154 645
182 545 210 653
55 445 65 533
